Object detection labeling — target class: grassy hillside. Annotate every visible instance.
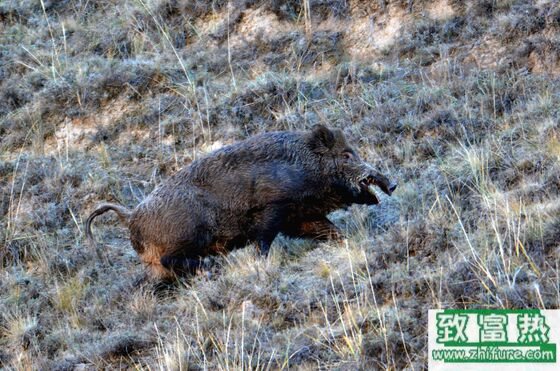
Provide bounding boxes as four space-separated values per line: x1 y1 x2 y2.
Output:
1 0 560 368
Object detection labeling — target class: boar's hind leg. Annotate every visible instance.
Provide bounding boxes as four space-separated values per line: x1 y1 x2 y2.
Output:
288 218 343 241
160 255 202 276
159 230 213 276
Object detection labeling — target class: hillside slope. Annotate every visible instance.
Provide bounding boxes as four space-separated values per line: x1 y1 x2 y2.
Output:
1 0 560 368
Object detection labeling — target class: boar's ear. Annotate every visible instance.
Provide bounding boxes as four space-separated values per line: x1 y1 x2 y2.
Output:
307 125 336 153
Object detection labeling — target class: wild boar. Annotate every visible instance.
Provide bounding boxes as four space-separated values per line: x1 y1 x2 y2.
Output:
85 125 397 279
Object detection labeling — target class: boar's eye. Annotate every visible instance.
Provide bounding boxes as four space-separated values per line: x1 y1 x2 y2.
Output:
342 151 354 160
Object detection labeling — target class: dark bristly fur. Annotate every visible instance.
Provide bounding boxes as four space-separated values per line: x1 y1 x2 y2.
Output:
85 125 397 279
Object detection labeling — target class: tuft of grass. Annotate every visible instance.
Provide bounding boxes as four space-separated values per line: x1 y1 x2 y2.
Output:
53 275 88 327
1 310 38 349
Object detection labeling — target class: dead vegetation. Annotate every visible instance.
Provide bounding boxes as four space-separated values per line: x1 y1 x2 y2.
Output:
1 0 560 368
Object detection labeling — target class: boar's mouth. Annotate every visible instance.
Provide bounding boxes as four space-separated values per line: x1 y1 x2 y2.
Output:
358 175 397 204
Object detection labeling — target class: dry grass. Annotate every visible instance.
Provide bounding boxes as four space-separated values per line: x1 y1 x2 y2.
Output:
1 0 560 368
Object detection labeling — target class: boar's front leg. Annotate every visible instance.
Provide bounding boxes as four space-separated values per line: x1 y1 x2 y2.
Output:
253 207 285 256
256 228 280 256
287 218 343 241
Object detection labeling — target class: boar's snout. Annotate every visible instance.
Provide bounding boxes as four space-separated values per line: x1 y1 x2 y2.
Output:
388 181 398 194
367 174 397 196
357 165 397 204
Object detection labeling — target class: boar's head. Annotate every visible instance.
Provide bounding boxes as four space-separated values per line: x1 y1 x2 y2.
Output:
306 125 397 205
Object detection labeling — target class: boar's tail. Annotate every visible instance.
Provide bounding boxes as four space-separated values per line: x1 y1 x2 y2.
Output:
85 203 132 258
